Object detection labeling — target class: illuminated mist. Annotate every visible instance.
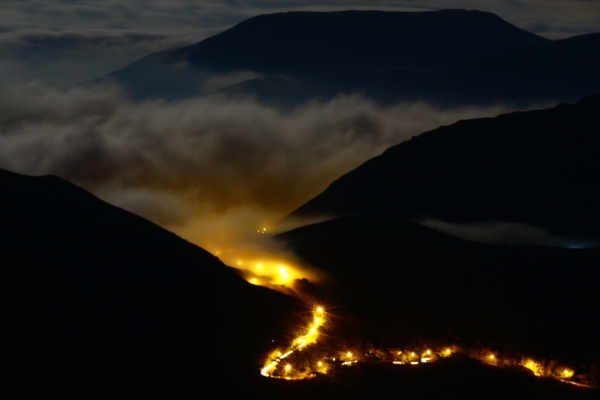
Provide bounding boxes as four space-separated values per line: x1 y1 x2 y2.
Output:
0 83 536 292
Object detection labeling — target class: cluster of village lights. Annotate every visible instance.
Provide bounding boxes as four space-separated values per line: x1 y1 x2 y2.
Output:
246 261 293 286
484 353 574 381
261 315 583 387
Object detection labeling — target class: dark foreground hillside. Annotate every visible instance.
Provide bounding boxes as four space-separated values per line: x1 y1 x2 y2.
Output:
291 93 600 240
0 168 299 397
277 215 600 390
3 168 598 398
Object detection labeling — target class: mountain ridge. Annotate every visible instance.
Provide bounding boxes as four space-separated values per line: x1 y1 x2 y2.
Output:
0 167 299 396
97 9 550 102
289 93 600 239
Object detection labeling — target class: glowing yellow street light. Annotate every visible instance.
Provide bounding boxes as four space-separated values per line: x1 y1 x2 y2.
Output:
316 307 324 314
347 352 353 358
285 364 292 373
317 361 323 367
563 369 574 378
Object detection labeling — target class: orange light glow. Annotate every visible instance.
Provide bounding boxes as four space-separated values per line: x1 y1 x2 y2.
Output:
562 369 574 379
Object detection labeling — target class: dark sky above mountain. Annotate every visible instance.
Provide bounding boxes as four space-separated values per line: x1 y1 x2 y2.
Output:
0 0 599 85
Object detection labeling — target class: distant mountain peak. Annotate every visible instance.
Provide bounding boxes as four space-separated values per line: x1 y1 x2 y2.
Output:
101 9 550 100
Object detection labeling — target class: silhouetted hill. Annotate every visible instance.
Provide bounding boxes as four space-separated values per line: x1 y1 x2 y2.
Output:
0 168 299 397
100 10 548 100
277 215 600 385
291 94 600 239
355 32 600 106
219 32 600 108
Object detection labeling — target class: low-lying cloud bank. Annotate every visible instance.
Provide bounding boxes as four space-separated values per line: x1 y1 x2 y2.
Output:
419 219 600 248
0 83 540 255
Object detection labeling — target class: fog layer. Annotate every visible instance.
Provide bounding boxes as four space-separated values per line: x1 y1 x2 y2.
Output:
0 83 547 274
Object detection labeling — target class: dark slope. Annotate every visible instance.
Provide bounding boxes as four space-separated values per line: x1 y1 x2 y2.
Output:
291 94 600 239
101 10 548 99
0 168 299 396
277 215 600 385
174 9 546 75
356 32 600 106
220 32 600 108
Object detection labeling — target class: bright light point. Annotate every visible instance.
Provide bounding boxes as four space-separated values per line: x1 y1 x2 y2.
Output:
426 350 431 355
251 278 257 284
314 317 321 324
257 263 262 269
279 267 286 273
411 352 415 357
316 307 324 314
318 361 323 367
282 273 289 280
445 349 451 354
347 352 352 358
310 328 316 334
398 351 402 355
563 369 574 378
277 351 282 357
489 355 495 359
285 364 292 372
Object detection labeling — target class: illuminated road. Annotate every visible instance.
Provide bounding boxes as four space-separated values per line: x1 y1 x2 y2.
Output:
261 307 323 379
259 307 598 388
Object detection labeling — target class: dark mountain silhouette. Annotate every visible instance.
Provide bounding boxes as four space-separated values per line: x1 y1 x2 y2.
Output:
0 168 300 397
98 10 548 101
220 32 600 107
277 215 600 386
355 32 600 106
2 173 597 397
290 93 600 240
